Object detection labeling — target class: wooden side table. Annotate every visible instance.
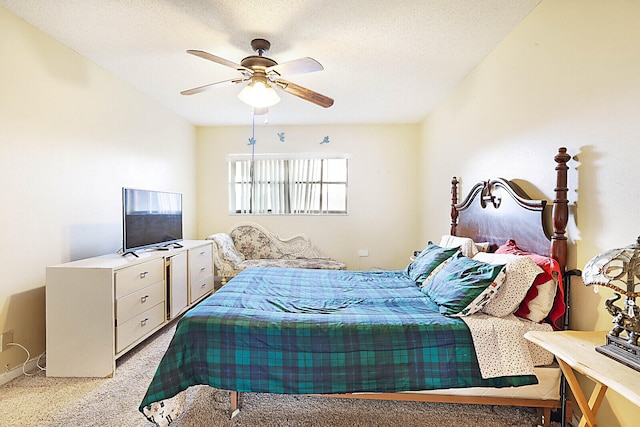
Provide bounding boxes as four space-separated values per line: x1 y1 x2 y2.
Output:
525 330 640 427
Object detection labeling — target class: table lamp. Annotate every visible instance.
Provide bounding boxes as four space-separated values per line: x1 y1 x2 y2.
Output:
582 237 640 371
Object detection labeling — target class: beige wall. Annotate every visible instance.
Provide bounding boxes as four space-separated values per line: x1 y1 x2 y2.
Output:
419 1 640 425
0 8 197 378
196 124 421 270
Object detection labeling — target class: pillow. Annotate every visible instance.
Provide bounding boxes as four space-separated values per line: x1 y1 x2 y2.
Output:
439 235 484 258
515 274 558 322
473 253 543 318
210 233 245 265
419 256 453 288
475 241 491 253
496 240 564 328
439 235 490 257
404 243 459 284
422 254 506 317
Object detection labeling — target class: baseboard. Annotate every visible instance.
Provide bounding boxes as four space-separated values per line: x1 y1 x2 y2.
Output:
0 358 42 386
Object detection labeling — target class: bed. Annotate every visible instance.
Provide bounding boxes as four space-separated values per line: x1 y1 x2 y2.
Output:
139 147 574 427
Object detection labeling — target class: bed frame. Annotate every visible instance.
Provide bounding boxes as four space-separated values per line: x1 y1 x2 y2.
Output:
228 147 573 426
449 148 570 265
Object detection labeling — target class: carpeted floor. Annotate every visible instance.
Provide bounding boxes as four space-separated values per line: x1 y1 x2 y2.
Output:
1 322 559 427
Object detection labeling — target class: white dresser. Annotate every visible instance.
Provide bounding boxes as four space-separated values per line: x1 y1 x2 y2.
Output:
45 240 214 377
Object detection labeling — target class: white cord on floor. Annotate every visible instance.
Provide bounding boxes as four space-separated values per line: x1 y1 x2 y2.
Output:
36 351 46 371
6 342 46 376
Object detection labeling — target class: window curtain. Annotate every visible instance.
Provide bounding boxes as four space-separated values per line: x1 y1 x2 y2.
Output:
252 158 289 214
228 153 348 214
290 158 321 214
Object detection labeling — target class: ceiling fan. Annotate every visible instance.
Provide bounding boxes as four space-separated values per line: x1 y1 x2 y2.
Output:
181 38 334 111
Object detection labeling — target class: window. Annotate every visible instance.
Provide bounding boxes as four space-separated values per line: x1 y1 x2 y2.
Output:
228 153 349 215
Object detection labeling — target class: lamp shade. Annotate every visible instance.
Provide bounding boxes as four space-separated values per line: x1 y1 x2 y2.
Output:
238 80 280 108
583 248 634 285
582 238 640 297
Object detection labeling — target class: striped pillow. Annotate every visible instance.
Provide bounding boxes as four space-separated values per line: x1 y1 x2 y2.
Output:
404 243 459 285
422 254 506 316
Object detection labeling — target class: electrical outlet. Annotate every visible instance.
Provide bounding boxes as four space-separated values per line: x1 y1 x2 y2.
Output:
0 331 14 352
358 249 369 257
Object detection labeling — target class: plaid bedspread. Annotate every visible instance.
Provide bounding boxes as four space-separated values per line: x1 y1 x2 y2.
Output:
139 267 536 414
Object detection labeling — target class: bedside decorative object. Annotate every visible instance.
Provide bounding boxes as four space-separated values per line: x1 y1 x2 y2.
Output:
582 237 640 371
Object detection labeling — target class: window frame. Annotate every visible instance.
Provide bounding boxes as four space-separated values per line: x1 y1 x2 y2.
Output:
227 152 350 216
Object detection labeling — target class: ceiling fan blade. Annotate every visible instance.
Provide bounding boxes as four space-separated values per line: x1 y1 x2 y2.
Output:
186 50 252 73
274 79 334 108
180 78 245 96
266 57 323 76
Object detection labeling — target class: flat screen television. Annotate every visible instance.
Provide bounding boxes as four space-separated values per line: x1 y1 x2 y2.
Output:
122 188 183 254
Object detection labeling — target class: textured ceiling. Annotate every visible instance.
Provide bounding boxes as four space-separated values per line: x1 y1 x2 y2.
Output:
1 0 541 126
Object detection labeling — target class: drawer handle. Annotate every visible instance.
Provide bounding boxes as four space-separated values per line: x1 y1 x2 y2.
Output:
200 267 206 272
141 295 149 304
140 271 148 279
200 251 206 255
141 317 149 327
201 283 207 288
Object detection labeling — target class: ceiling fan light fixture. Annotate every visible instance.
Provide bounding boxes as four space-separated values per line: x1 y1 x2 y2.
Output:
183 40 333 108
238 79 281 108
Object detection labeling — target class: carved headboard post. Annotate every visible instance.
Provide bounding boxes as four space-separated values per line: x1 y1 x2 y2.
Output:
450 177 459 236
551 147 571 271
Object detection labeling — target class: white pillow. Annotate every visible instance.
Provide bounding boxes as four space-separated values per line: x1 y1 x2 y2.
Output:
439 235 490 258
439 235 478 258
475 241 491 253
525 278 558 323
473 253 543 318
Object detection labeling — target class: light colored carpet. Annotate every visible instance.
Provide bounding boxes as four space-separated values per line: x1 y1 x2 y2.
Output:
1 322 559 427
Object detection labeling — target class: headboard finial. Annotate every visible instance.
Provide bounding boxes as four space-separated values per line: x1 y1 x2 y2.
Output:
551 147 570 271
450 177 459 236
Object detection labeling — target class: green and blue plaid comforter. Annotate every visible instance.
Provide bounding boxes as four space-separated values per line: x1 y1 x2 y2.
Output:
140 267 536 413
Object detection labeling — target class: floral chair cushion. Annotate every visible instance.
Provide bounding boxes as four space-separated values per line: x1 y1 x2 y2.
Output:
230 225 284 260
210 233 245 265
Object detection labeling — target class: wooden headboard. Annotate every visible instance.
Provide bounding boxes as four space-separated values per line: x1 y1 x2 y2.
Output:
450 147 571 272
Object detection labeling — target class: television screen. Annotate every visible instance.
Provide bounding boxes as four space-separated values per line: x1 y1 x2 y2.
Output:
122 188 183 253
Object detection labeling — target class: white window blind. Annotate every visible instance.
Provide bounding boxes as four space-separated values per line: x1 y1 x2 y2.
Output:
228 153 348 215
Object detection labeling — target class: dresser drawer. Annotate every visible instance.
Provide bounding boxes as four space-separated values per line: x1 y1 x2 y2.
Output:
189 245 213 282
115 258 164 298
116 302 165 353
190 275 214 303
116 281 164 325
